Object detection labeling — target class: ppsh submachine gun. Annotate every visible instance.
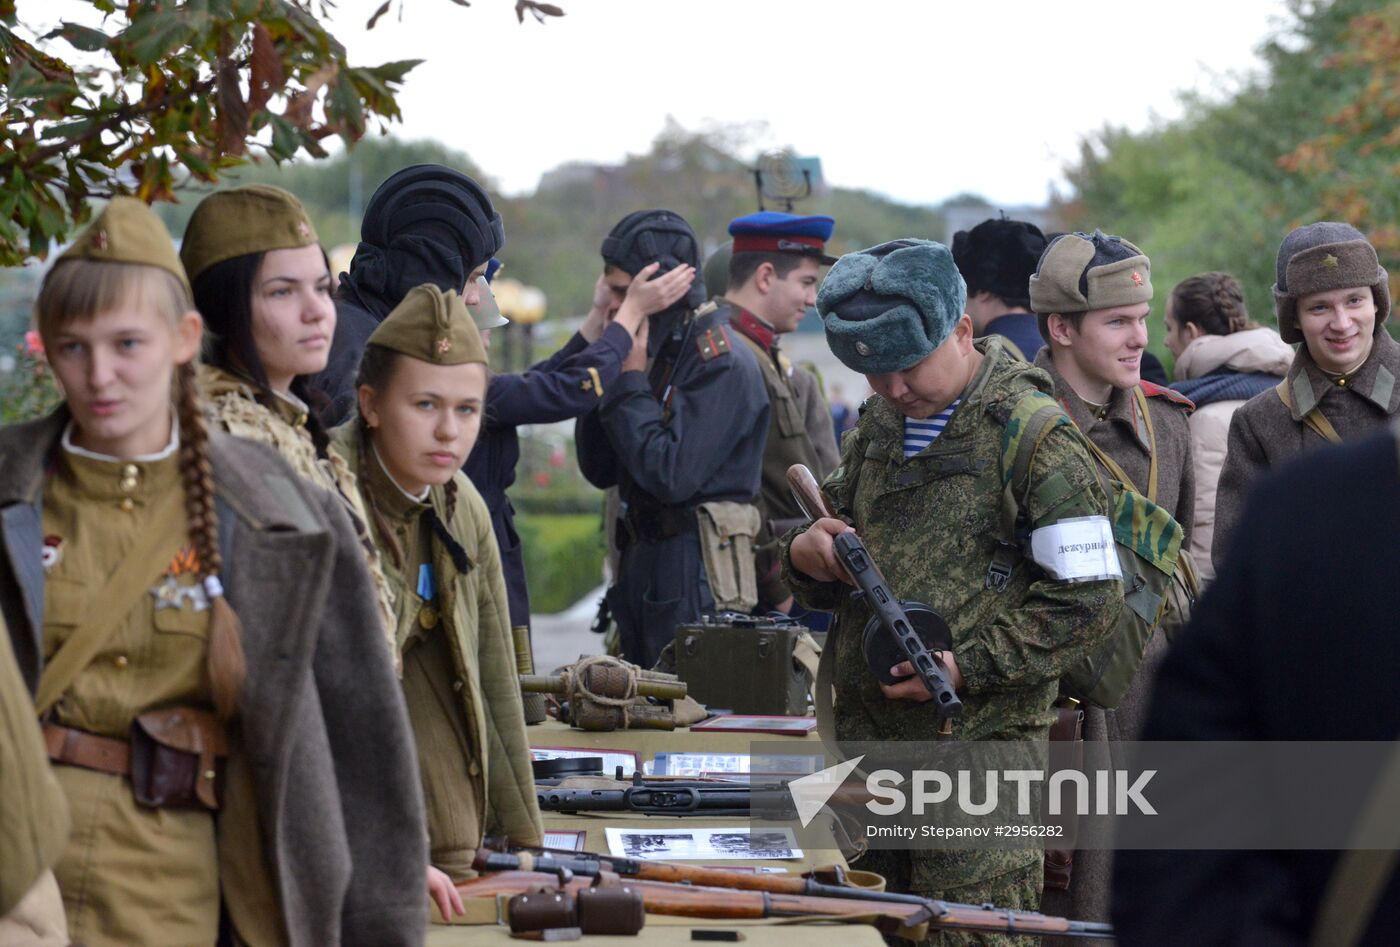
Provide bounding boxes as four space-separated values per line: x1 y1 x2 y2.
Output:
466 843 1115 940
788 464 963 726
519 655 691 731
534 769 796 819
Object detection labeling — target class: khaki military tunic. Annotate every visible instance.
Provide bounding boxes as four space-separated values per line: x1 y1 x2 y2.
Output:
0 608 68 941
41 435 219 947
199 365 397 658
728 305 835 608
331 426 542 881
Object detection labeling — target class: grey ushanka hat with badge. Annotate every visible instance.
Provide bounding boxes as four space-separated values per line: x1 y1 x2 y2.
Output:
817 238 967 375
1272 221 1390 344
1029 230 1152 316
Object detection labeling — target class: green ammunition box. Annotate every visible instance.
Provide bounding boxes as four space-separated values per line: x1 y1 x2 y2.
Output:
673 615 815 716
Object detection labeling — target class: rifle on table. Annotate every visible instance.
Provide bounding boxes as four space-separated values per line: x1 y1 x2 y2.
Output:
788 464 963 723
464 854 1114 940
535 771 795 818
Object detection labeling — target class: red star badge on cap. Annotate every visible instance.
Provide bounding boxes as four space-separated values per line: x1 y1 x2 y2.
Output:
1131 271 1143 286
297 220 310 237
92 231 109 251
437 337 452 354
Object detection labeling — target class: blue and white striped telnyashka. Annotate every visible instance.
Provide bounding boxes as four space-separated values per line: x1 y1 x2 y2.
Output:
902 399 961 458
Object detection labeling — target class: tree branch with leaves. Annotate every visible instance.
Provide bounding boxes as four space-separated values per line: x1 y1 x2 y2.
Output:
0 0 563 265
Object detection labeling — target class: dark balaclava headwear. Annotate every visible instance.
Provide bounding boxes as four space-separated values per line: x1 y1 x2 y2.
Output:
340 163 505 320
601 209 707 356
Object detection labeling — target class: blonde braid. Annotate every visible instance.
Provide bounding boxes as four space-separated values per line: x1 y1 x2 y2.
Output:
176 361 246 719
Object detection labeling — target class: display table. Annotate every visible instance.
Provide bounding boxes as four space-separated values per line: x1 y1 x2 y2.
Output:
429 718 879 945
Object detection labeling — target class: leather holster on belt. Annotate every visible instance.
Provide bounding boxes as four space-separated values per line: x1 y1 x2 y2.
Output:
1043 704 1084 891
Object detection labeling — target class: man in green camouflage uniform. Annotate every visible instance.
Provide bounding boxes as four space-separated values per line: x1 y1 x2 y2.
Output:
782 239 1122 944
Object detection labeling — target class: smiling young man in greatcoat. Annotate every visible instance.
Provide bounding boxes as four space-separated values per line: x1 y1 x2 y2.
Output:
1212 221 1400 573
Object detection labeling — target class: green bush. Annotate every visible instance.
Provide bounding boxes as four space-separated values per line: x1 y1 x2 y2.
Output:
516 511 606 615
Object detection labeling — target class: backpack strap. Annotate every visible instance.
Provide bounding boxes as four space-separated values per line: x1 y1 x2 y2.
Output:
1276 380 1343 445
998 336 1027 363
988 399 1067 592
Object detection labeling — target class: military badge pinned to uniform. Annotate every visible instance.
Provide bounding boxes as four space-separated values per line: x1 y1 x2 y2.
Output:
437 337 452 354
42 535 63 573
150 575 211 611
1131 271 1144 286
1323 253 1340 269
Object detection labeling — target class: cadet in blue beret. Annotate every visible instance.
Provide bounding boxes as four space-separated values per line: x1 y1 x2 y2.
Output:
783 238 1121 936
719 211 841 615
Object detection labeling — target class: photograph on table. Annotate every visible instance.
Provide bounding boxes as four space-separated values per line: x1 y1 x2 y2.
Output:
604 826 803 861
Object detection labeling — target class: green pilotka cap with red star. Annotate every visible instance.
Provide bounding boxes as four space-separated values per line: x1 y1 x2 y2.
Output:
367 283 487 366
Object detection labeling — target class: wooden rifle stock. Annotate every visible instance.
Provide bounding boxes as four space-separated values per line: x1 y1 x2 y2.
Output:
470 852 1115 939
458 869 933 938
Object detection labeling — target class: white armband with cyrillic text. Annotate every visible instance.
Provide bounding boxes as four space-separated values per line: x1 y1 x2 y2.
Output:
1028 515 1121 583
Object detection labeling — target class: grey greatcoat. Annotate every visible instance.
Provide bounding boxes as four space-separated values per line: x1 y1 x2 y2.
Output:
1213 331 1400 574
0 410 427 947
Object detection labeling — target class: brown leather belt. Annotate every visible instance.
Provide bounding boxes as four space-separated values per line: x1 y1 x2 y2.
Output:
44 722 131 777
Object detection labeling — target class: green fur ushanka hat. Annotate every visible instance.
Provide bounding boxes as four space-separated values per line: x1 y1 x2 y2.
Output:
817 239 966 375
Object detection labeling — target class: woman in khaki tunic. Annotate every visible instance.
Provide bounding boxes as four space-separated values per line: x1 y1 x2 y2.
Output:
330 284 542 908
0 198 426 946
179 185 395 646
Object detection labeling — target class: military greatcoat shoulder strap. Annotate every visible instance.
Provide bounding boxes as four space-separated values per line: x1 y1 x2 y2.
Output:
1275 380 1343 445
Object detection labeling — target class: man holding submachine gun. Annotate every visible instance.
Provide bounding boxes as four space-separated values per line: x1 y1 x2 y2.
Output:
781 239 1123 942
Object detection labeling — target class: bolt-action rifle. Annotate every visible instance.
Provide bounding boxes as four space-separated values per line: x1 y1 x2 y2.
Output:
466 848 1114 940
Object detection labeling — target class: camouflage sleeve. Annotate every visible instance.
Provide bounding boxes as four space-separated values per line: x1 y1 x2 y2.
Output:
1211 406 1267 576
953 423 1122 695
778 425 866 612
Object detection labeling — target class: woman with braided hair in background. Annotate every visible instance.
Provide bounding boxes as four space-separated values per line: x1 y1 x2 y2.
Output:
0 199 426 946
329 283 542 920
1164 272 1293 585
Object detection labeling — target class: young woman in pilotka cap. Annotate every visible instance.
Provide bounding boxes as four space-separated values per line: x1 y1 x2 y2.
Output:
329 283 542 909
0 198 426 946
179 184 396 644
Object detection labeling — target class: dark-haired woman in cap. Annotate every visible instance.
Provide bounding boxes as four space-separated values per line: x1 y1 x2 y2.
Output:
181 184 396 649
329 285 542 910
0 198 426 946
1213 222 1400 573
1163 272 1293 584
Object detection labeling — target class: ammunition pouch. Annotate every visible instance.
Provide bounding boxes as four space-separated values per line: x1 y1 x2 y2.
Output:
695 501 762 613
130 707 228 811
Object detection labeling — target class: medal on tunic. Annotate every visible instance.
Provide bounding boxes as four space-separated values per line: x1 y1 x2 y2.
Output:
417 563 438 628
42 535 63 573
150 575 210 611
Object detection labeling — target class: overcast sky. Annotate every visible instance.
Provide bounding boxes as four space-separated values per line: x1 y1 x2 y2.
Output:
327 0 1291 207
